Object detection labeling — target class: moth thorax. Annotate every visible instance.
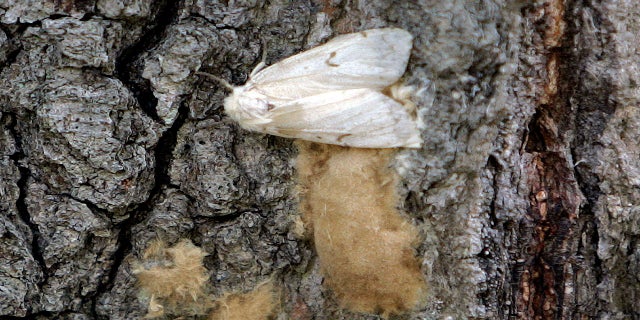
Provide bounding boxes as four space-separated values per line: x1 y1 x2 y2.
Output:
223 88 272 130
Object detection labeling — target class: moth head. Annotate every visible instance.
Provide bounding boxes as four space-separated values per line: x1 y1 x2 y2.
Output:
224 87 272 131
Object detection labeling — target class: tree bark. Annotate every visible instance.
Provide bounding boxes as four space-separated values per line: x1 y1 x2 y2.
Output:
0 0 638 319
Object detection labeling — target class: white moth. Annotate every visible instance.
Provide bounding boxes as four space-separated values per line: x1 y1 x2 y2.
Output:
223 28 421 148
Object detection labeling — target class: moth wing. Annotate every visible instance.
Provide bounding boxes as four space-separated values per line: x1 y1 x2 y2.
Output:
249 28 413 101
263 89 421 148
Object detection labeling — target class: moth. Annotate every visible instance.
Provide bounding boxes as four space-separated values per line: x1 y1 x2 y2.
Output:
221 28 421 148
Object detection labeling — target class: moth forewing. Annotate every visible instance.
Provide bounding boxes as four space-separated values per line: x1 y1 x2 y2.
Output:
248 28 413 100
265 89 421 148
223 27 422 148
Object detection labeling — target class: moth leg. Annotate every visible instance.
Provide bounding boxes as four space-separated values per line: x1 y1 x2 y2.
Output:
250 61 267 78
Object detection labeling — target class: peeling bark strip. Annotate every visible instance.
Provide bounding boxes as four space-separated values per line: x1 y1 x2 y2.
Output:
518 153 582 319
517 2 585 318
296 141 426 317
517 1 620 318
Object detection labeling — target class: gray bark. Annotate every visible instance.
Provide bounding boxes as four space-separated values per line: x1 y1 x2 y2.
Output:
0 0 638 319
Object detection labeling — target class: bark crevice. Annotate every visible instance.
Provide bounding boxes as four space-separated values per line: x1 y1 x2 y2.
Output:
114 0 183 124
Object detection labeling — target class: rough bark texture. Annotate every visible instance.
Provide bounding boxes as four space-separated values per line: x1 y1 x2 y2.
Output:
0 0 639 319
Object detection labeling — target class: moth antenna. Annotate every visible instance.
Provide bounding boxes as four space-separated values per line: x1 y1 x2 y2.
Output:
195 71 234 91
250 39 269 77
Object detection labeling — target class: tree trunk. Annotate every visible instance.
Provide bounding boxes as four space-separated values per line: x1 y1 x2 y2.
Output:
1 0 638 319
